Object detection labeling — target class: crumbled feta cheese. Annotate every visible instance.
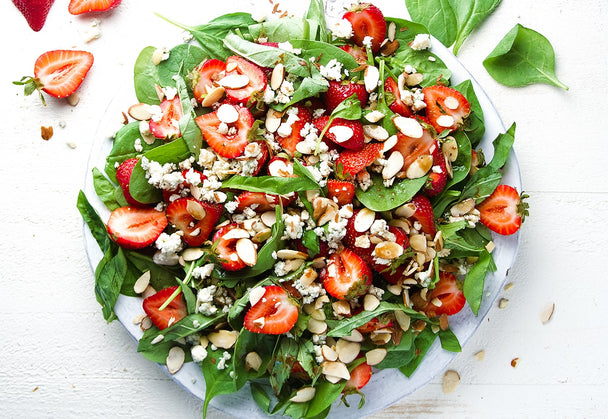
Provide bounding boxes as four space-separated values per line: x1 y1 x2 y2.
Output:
216 351 232 370
362 36 373 49
192 263 215 280
191 345 208 363
225 201 239 214
155 232 183 255
163 86 178 100
410 34 431 51
331 19 353 39
197 285 219 316
282 213 304 240
277 41 301 55
134 138 143 153
319 59 343 81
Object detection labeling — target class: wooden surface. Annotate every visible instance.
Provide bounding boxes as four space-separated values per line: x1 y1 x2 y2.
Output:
1 0 606 417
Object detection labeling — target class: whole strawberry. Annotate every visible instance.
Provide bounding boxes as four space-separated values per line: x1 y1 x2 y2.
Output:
12 0 55 32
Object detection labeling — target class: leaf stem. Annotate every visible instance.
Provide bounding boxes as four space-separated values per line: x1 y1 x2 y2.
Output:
159 260 196 311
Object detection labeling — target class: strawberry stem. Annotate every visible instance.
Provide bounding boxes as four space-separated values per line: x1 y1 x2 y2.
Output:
159 260 196 311
13 76 46 106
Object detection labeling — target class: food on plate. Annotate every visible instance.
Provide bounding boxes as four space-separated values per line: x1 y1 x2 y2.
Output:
78 0 525 416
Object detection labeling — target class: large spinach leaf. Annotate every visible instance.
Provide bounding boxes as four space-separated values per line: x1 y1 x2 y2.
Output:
355 174 428 212
134 46 161 105
463 249 495 315
453 79 485 147
450 0 502 54
157 44 206 88
222 174 319 195
404 0 458 47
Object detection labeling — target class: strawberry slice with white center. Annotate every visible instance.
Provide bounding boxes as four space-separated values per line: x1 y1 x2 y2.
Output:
192 59 227 103
409 195 437 237
314 116 365 150
195 104 253 158
244 285 299 335
384 76 413 117
343 3 387 54
142 286 187 330
149 96 183 140
392 126 435 175
321 248 372 300
166 197 223 247
220 56 266 104
422 85 471 133
106 206 168 250
213 223 251 271
68 0 121 15
275 104 312 155
422 272 466 317
327 179 356 206
477 184 527 235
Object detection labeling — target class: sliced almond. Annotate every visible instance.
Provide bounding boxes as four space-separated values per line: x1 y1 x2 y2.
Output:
225 61 238 72
166 346 186 374
186 200 207 220
265 109 283 133
132 313 147 325
370 329 392 345
322 361 350 380
201 85 225 107
366 348 387 366
208 330 239 349
474 350 485 361
317 203 339 226
341 329 364 343
245 351 262 371
387 22 397 42
442 137 459 162
450 198 475 217
252 228 272 243
361 294 380 312
363 124 389 141
325 374 342 384
236 238 257 266
182 247 205 262
140 316 153 331
394 202 416 218
128 103 153 121
216 104 239 124
394 310 411 331
354 208 376 233
540 302 555 324
307 318 327 335
329 125 354 143
260 211 277 227
442 370 460 394
276 249 308 260
133 270 151 294
270 63 285 90
315 294 330 309
218 74 250 89
373 241 403 260
387 283 402 295
332 300 351 316
383 134 398 153
406 154 432 179
142 285 157 299
67 92 80 107
290 387 316 403
404 73 424 87
444 96 460 110
380 39 399 56
268 158 293 177
300 268 318 287
151 48 165 66
249 286 266 307
437 114 455 128
393 116 423 138
322 345 338 362
336 339 360 364
364 65 380 92
221 228 249 241
365 110 385 123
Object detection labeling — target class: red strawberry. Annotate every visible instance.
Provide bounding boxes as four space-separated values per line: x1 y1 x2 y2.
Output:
235 191 278 213
324 80 368 113
106 206 167 250
384 76 413 117
162 169 206 203
321 248 372 300
193 59 227 103
142 286 187 330
381 265 406 285
424 141 447 196
356 315 393 334
213 224 250 271
339 45 368 65
12 0 55 31
166 198 223 247
116 158 144 206
223 56 266 104
149 96 183 140
344 361 372 391
314 116 364 150
477 185 527 235
343 3 387 54
342 209 374 264
336 142 383 177
425 272 466 317
68 0 120 15
294 238 330 259
422 85 471 133
275 105 312 155
392 127 435 174
246 141 269 177
410 195 436 237
327 179 355 205
244 285 299 335
15 50 93 103
195 104 253 158
259 42 279 48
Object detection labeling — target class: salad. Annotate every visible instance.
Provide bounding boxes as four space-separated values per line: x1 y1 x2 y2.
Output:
78 0 527 417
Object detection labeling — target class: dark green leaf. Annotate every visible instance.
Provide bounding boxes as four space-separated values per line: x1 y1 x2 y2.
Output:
251 383 272 413
453 79 485 147
305 0 329 42
94 247 127 322
249 17 306 42
134 46 161 104
355 174 428 212
222 174 319 195
77 190 112 253
301 229 320 258
305 379 346 417
438 328 462 352
463 249 493 315
399 328 437 377
374 331 416 369
124 251 182 290
157 44 206 88
450 0 502 55
233 329 277 388
176 75 203 158
92 168 120 211
404 0 458 47
202 347 238 417
138 327 192 364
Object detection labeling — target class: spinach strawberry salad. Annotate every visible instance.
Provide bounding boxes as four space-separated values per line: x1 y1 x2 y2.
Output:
78 0 528 417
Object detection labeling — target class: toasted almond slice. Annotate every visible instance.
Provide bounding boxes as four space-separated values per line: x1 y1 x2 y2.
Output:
142 285 157 299
128 103 153 121
66 92 80 107
442 370 460 393
322 361 350 380
336 339 360 364
406 154 432 179
366 348 387 366
268 158 293 177
329 125 354 143
252 228 272 243
216 104 239 124
265 109 283 133
151 48 165 66
270 63 285 90
444 96 460 110
394 310 411 331
218 74 250 89
186 200 207 220
249 287 266 307
474 350 485 361
394 202 416 218
393 116 423 138
540 302 555 324
404 73 424 87
260 211 277 227
380 39 399 56
290 387 316 403
363 124 389 141
140 316 153 331
365 110 385 123
182 247 205 262
245 351 262 371
341 329 364 343
317 202 339 226
315 294 330 309
373 241 404 260
437 114 455 128
133 270 151 294
300 268 318 287
442 136 458 162
225 61 238 72
322 345 338 362
383 151 405 180
276 249 308 260
388 21 397 42
236 238 257 266
324 374 342 384
132 313 147 325
450 198 475 217
363 294 381 311
383 134 398 153
364 65 380 92
208 330 239 349
332 300 351 316
166 346 185 374
307 318 327 335
222 228 249 241
354 208 376 233
201 85 225 107
387 284 402 295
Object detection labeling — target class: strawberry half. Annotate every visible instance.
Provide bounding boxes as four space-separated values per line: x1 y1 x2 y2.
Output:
68 0 121 15
422 85 471 133
223 56 266 104
142 286 187 330
116 158 145 206
424 272 466 317
336 142 383 177
343 3 387 54
384 76 413 117
12 0 55 32
321 248 372 300
344 361 372 391
275 104 312 155
324 80 369 114
213 224 249 271
314 116 364 151
339 45 368 65
166 197 223 247
327 179 355 205
392 127 435 174
410 195 437 237
15 50 94 103
149 96 183 140
244 285 299 335
424 141 448 196
193 59 227 103
106 206 168 250
477 185 527 235
195 105 253 158
235 191 278 213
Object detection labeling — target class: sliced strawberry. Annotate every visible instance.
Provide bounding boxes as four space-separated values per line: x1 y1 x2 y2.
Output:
424 141 448 196
275 104 312 155
314 116 364 150
339 45 368 65
12 0 55 32
344 361 372 391
259 42 279 48
166 197 223 247
116 158 145 206
343 3 387 54
409 195 437 237
424 272 466 317
106 206 167 250
193 59 227 103
321 248 372 300
213 224 250 271
381 264 407 285
196 104 253 158
336 142 383 177
244 285 299 335
162 169 206 203
392 127 435 174
149 96 183 140
324 80 368 114
384 76 413 117
248 141 269 177
327 179 356 205
223 56 267 104
235 191 277 213
356 315 393 334
68 0 120 15
422 85 471 133
142 286 187 330
477 185 527 235
342 209 374 264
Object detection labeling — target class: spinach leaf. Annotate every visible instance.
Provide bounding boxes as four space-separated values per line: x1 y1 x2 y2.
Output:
453 79 485 147
157 44 206 88
293 158 321 188
124 250 182 291
385 17 430 44
330 93 362 121
94 246 127 322
301 229 320 258
437 220 468 239
176 75 203 158
374 330 416 369
290 40 359 70
355 174 427 212
129 138 191 204
438 328 462 352
249 17 306 42
399 328 437 377
463 249 494 315
273 69 329 111
304 379 346 418
92 168 120 211
389 50 452 88
270 337 299 395
404 0 458 47
483 24 568 90
138 327 192 364
133 46 161 105
77 190 112 253
305 0 329 42
450 0 502 55
222 174 319 195
251 383 272 414
202 347 238 417
232 329 277 388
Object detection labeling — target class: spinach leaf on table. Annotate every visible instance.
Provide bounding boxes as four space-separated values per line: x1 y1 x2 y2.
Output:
404 0 458 47
483 24 568 90
449 0 502 54
355 174 428 212
134 46 161 105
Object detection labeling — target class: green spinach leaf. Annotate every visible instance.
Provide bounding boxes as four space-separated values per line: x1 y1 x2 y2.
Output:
399 328 437 377
134 46 161 105
438 328 462 352
374 330 416 369
404 0 458 47
463 249 494 315
355 174 428 212
176 75 203 158
94 246 127 322
305 0 329 42
453 79 484 147
202 347 238 417
157 44 206 88
450 0 502 55
222 174 319 195
77 190 112 253
92 168 120 211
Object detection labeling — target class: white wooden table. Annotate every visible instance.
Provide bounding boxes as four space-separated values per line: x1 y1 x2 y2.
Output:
1 0 606 417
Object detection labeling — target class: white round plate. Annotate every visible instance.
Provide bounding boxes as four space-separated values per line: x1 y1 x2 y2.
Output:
83 1 521 417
